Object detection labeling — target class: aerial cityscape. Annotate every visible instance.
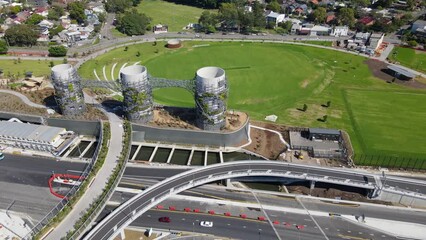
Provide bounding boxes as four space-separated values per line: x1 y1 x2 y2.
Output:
0 0 425 240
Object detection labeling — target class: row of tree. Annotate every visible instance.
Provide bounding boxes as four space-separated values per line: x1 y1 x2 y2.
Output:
199 1 267 33
105 0 142 13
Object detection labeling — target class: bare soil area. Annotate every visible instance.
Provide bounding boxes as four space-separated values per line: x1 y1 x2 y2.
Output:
149 108 247 133
287 185 391 205
365 59 426 89
244 127 286 159
0 93 48 116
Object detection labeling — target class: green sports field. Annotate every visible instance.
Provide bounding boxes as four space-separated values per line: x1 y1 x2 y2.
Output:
136 0 208 32
79 41 426 168
0 59 61 77
389 46 426 74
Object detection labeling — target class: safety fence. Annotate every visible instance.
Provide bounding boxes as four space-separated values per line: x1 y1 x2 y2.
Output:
24 121 104 239
67 120 132 239
353 154 426 171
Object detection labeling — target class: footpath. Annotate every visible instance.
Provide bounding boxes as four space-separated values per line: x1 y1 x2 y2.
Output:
45 94 124 239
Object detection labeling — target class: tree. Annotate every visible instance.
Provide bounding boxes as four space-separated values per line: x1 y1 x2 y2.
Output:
337 8 355 27
68 2 86 24
48 45 68 57
311 7 327 24
4 24 38 47
105 0 133 13
302 104 308 112
116 9 151 36
0 40 8 54
49 25 64 39
352 0 370 7
9 6 21 15
48 7 64 21
26 14 44 25
266 0 281 13
132 0 142 6
252 1 266 29
408 40 417 47
199 11 218 33
218 3 239 30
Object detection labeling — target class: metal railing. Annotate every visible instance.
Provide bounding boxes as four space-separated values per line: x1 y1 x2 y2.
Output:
69 121 132 240
23 121 104 239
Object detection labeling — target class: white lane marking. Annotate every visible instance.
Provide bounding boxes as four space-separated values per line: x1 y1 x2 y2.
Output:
182 218 185 221
147 215 151 217
243 226 247 228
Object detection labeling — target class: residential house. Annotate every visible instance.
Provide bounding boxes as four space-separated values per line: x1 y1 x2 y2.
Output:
326 12 336 24
153 24 168 34
358 16 375 26
330 26 348 37
266 11 286 26
298 24 331 36
34 7 49 17
38 19 54 29
411 20 426 37
354 32 371 44
85 9 100 26
367 33 385 51
14 11 31 23
27 0 48 7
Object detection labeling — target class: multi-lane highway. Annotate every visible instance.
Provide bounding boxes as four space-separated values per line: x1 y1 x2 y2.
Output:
0 154 86 221
84 161 426 240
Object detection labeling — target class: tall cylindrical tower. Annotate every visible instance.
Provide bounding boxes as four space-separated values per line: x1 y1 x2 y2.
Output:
51 64 86 116
195 67 228 131
120 65 153 123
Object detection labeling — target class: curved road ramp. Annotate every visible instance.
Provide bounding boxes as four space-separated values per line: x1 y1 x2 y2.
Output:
83 161 388 240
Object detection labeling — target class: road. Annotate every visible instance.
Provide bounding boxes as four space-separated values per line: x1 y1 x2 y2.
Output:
0 154 86 187
113 209 397 240
0 154 86 221
84 160 426 240
113 178 426 225
124 165 426 194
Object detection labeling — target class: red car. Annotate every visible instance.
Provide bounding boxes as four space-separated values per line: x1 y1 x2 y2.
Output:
159 217 171 223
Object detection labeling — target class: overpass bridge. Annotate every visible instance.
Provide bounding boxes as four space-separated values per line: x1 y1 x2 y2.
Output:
83 161 388 240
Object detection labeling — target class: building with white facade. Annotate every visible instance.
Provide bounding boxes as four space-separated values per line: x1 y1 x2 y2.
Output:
266 11 285 26
331 26 348 37
0 121 75 155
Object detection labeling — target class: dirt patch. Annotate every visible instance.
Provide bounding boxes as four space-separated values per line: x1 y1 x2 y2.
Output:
300 79 309 88
287 185 391 205
149 108 247 133
0 93 48 116
365 59 426 89
244 127 286 159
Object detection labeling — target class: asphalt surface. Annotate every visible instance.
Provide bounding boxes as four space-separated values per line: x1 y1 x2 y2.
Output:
85 162 388 240
113 179 426 225
123 209 397 240
0 154 87 187
0 154 87 221
124 165 426 194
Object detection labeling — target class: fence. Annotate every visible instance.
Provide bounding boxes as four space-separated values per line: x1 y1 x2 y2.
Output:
353 154 426 171
68 121 132 240
23 121 104 239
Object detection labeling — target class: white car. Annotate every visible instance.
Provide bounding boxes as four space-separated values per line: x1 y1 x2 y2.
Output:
200 221 213 227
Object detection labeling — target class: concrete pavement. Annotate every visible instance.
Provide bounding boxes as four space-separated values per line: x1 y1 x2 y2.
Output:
45 94 124 239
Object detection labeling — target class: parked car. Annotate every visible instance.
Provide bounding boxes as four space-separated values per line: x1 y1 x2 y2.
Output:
159 217 171 223
0 152 4 161
200 221 213 227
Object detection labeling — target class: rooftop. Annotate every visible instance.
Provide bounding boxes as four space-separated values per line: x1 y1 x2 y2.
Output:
0 121 66 143
387 65 416 78
309 128 340 135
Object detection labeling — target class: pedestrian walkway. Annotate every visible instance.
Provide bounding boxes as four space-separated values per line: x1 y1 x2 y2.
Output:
45 94 124 240
0 89 47 109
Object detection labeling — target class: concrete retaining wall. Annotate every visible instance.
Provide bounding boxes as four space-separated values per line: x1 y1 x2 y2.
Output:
0 111 44 124
0 111 101 137
46 118 100 136
132 118 249 147
379 190 426 208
